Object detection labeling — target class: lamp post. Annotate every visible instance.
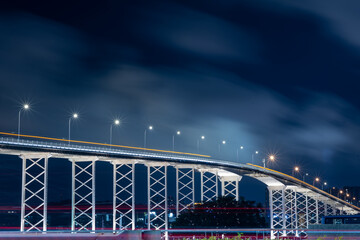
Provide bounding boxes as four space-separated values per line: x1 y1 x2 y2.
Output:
218 140 226 153
302 173 309 182
197 136 205 152
18 104 30 141
236 146 244 161
144 125 153 148
110 119 120 145
313 177 320 186
68 113 78 145
322 182 327 191
292 166 300 176
338 190 343 198
252 151 259 164
263 154 275 168
172 131 181 151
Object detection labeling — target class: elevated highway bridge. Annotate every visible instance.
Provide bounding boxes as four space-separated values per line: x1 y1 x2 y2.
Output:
0 131 358 239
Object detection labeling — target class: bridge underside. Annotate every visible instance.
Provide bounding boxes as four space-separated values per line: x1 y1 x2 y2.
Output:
0 140 358 239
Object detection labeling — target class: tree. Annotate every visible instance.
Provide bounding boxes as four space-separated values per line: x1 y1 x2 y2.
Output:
173 196 266 228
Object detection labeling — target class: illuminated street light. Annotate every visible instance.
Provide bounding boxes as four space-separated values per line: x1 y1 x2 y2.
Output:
252 151 259 164
263 155 275 168
18 104 30 141
110 119 120 145
237 146 244 162
302 173 309 182
219 140 226 153
68 113 79 145
322 182 327 190
292 166 300 176
144 125 153 148
313 177 320 186
172 130 181 151
197 136 205 152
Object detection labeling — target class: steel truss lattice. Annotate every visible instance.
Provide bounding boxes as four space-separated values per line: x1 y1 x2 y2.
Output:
176 167 194 217
147 163 168 230
295 191 307 236
113 162 135 230
20 154 50 232
318 200 325 220
200 170 218 202
324 202 333 216
268 187 286 238
220 176 241 201
307 195 318 225
284 187 297 236
71 158 97 232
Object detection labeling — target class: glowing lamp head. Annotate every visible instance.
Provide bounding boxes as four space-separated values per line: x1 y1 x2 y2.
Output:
23 104 29 110
294 166 299 172
222 140 226 144
114 119 120 125
269 155 275 161
315 177 320 182
201 136 205 140
177 131 181 135
240 146 244 149
255 151 259 154
324 182 327 186
340 190 343 194
149 126 153 130
73 113 78 119
346 193 350 197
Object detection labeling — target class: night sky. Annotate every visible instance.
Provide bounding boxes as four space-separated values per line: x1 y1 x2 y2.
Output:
1 1 360 206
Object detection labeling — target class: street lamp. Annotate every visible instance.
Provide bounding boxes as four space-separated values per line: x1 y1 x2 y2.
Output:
219 140 226 153
68 113 78 145
197 136 205 152
302 173 309 182
338 190 343 198
313 177 320 186
18 104 30 141
144 125 153 148
263 154 275 168
172 130 181 151
237 146 244 161
292 166 300 176
252 151 259 164
322 182 327 191
110 119 120 145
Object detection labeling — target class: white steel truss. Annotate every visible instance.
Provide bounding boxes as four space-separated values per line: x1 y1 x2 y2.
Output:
284 188 297 236
176 167 194 217
307 195 318 225
113 162 135 230
296 191 307 236
221 181 237 199
147 163 168 230
71 157 97 232
318 201 325 220
20 154 50 232
200 170 218 202
268 187 286 239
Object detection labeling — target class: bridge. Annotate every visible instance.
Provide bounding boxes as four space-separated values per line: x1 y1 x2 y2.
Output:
0 131 358 239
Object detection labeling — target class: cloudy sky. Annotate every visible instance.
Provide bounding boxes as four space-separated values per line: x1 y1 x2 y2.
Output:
1 0 360 205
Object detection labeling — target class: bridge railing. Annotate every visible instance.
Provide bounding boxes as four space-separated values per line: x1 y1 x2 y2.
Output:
0 136 210 161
